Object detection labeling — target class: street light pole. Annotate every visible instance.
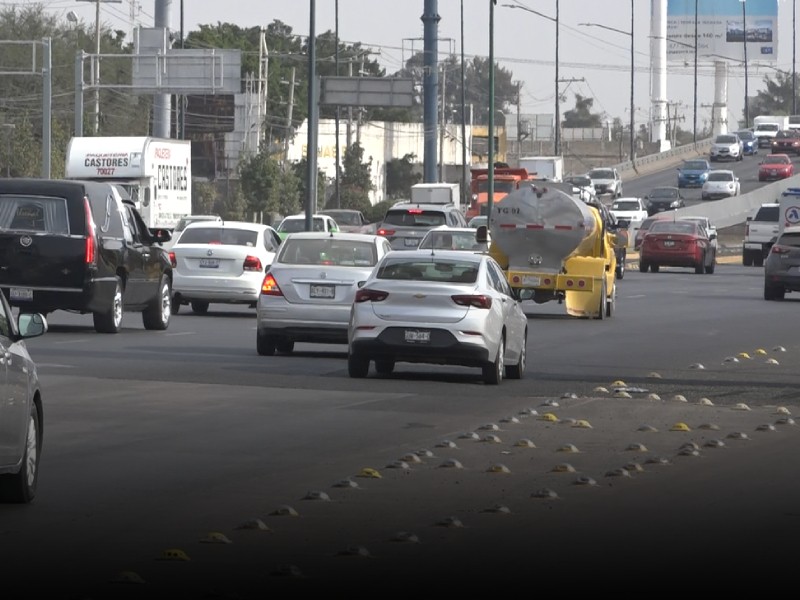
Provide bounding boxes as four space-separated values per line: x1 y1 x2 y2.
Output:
578 6 635 161
741 0 749 128
487 0 495 221
793 0 796 115
693 0 698 142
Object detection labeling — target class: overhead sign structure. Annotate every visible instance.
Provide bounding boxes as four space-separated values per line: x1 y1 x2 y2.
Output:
319 76 414 107
666 0 778 63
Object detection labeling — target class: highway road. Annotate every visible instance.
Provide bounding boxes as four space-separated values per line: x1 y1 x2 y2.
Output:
3 262 799 595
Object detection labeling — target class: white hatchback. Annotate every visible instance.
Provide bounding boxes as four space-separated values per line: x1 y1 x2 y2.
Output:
170 221 283 314
702 170 741 199
347 250 528 384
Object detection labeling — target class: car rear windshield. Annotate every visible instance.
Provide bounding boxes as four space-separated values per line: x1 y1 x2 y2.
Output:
649 221 698 235
477 181 515 194
612 200 641 211
177 227 259 246
683 161 708 170
0 194 70 234
588 169 614 179
322 211 360 226
278 239 377 266
777 232 800 247
377 258 479 283
648 188 678 198
279 217 326 233
753 206 779 221
420 231 483 250
707 172 733 181
756 124 780 132
765 155 791 164
383 209 446 227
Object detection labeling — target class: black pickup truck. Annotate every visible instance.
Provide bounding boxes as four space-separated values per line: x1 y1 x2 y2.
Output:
0 178 173 333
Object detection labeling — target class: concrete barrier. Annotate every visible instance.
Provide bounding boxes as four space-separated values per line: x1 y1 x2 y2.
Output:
614 138 713 180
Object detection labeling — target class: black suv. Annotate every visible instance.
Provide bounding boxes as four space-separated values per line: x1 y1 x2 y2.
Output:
378 202 468 250
0 178 173 333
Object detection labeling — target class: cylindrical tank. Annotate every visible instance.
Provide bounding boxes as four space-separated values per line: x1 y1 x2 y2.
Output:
489 183 598 272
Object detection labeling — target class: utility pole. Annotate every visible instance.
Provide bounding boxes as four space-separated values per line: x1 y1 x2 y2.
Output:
284 67 296 163
439 63 447 180
346 61 353 149
78 0 122 134
515 81 521 163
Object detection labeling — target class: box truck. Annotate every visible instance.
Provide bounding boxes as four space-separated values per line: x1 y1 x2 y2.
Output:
65 136 192 230
410 183 461 211
518 156 564 182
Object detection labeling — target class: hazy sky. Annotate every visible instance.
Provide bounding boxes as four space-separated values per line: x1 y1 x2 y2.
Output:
25 0 800 130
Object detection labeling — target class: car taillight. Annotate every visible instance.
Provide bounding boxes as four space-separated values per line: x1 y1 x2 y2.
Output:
83 197 96 265
377 228 395 236
355 288 389 303
451 294 492 309
168 251 177 268
771 245 791 255
261 273 282 295
243 255 262 271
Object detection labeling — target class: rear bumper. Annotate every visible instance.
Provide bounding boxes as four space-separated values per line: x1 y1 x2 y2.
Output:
641 250 702 266
350 328 490 367
257 299 352 343
765 273 800 291
1 275 117 314
173 273 262 304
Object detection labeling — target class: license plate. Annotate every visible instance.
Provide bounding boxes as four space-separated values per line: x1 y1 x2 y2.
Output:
663 240 675 247
404 238 419 247
310 284 335 299
10 287 33 301
404 329 430 343
771 170 777 175
522 275 541 286
199 258 219 268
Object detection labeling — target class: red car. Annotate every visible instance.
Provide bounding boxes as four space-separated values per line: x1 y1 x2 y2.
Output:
770 129 800 155
639 219 716 274
633 213 672 251
759 153 794 181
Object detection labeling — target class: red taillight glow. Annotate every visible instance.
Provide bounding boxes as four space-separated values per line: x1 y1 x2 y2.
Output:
407 209 423 214
355 288 389 303
451 294 492 309
377 228 395 236
261 273 283 295
168 251 177 268
83 197 96 265
771 245 791 254
243 255 263 271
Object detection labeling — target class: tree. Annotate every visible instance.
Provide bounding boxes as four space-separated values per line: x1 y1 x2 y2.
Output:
562 94 604 128
385 153 421 199
192 181 218 214
748 70 798 119
291 156 327 213
329 142 373 211
239 148 301 218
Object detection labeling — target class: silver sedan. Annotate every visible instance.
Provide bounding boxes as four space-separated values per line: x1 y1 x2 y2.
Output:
347 250 528 384
257 232 393 355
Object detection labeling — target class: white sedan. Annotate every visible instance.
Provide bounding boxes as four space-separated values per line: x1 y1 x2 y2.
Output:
702 170 740 200
256 232 392 354
347 250 528 384
170 221 283 314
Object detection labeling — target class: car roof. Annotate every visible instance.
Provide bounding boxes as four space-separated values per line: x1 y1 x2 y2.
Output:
182 220 270 231
282 231 383 242
782 225 800 234
383 249 485 263
612 197 643 202
425 225 480 234
708 169 735 174
282 213 332 220
388 203 456 211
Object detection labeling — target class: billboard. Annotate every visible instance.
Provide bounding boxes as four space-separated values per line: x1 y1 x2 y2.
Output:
666 0 778 63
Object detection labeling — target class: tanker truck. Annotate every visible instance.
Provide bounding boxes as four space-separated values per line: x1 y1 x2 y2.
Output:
483 183 625 319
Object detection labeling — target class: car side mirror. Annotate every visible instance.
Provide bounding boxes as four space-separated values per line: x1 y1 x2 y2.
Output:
476 225 488 244
747 216 753 222
357 280 366 288
710 233 717 240
17 312 47 339
151 228 172 243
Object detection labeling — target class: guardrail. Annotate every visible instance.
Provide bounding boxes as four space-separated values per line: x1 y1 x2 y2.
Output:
613 138 714 178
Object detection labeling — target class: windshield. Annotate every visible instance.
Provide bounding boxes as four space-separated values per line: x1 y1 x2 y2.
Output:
716 135 737 144
322 211 360 226
570 176 592 187
648 188 678 199
776 130 798 139
756 124 780 132
177 227 258 246
737 130 755 140
419 230 485 251
649 221 699 235
777 232 800 247
477 181 515 194
612 201 641 211
683 161 708 170
376 258 480 283
765 155 791 164
279 217 326 233
708 172 734 181
277 238 377 266
383 209 446 227
588 169 614 179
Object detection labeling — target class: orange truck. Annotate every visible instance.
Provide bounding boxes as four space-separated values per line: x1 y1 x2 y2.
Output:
466 167 533 220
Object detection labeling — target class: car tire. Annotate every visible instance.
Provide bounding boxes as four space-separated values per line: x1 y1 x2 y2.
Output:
374 359 395 375
505 332 526 380
695 254 705 274
705 257 716 274
93 276 123 333
482 336 505 385
650 264 660 273
754 254 765 268
764 281 786 300
0 403 41 503
639 260 649 273
605 283 615 318
191 301 210 314
348 353 370 378
142 275 171 330
276 339 294 354
743 251 753 267
256 331 277 356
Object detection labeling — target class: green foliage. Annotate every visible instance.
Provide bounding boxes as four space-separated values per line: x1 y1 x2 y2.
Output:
291 156 327 213
341 142 373 190
192 181 218 214
562 94 604 128
334 185 372 213
747 70 798 122
364 199 393 224
386 153 421 199
221 181 247 221
239 149 301 217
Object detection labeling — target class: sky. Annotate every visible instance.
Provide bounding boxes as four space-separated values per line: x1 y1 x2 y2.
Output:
15 0 800 132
